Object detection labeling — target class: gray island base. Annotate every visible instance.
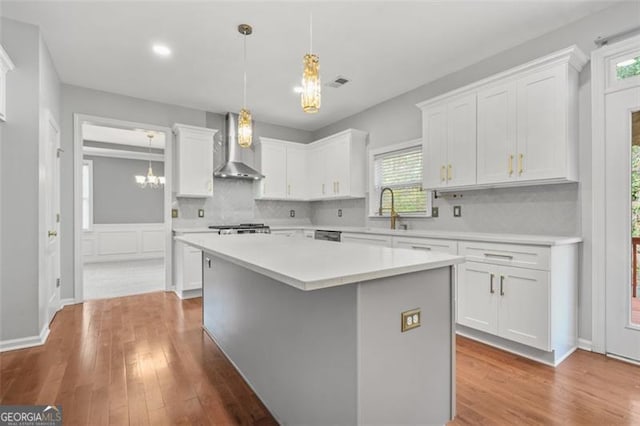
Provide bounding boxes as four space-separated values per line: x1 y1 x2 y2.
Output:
176 234 463 425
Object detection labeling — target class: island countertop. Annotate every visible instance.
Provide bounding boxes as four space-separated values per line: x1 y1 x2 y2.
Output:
175 233 464 291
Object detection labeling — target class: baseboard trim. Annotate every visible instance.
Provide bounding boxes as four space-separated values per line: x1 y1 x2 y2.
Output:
0 324 50 353
60 298 78 307
173 288 202 300
577 338 592 351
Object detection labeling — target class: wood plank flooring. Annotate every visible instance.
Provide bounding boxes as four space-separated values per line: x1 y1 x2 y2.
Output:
1 291 639 425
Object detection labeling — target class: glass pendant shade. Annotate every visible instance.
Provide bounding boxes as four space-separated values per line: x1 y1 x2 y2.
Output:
238 108 252 148
301 53 321 113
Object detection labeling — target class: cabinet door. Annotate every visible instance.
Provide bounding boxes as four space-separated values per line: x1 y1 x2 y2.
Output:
446 94 477 187
286 145 308 199
457 262 499 334
422 105 448 189
260 142 287 198
183 248 203 291
325 136 351 196
477 82 517 184
497 266 550 351
516 67 565 181
307 144 325 199
178 131 214 197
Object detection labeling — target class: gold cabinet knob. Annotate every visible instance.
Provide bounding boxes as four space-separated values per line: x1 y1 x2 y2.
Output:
48 230 57 237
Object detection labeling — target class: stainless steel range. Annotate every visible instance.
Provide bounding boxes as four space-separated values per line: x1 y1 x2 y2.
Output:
208 223 271 235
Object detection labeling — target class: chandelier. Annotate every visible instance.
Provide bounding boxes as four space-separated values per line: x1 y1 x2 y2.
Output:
238 24 253 148
134 133 165 189
301 13 320 113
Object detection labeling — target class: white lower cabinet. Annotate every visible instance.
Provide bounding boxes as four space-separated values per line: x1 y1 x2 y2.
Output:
173 240 202 298
270 229 302 238
341 233 392 247
458 262 549 351
456 240 577 365
392 236 457 254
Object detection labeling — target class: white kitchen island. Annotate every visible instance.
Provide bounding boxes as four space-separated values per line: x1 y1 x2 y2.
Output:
175 233 464 425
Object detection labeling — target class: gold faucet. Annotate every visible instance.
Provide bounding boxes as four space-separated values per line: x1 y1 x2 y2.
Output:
379 187 399 230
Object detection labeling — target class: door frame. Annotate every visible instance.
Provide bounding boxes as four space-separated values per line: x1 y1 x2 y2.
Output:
591 34 640 354
73 114 173 302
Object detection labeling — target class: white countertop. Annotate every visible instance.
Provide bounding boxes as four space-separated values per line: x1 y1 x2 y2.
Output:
175 233 463 291
174 226 581 246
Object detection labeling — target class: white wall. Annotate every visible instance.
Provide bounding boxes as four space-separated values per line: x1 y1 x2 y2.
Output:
59 84 206 300
311 1 640 342
0 17 61 342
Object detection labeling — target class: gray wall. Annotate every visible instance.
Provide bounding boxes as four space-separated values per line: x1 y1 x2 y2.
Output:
84 155 164 224
311 1 640 342
60 84 206 300
170 111 314 229
0 17 60 341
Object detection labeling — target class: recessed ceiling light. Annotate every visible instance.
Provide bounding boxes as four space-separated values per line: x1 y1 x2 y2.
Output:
293 86 304 94
152 44 172 57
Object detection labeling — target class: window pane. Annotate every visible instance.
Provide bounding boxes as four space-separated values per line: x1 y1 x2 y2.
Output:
82 199 90 230
82 163 89 198
374 145 425 214
617 56 640 81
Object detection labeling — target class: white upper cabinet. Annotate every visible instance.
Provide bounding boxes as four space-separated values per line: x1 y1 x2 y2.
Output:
309 129 367 200
173 124 217 198
285 144 308 199
259 139 288 199
256 129 367 201
256 138 308 200
421 94 477 190
418 45 587 190
0 44 15 122
477 82 517 184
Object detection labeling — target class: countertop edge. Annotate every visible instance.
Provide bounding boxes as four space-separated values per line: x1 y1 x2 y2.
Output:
175 235 464 291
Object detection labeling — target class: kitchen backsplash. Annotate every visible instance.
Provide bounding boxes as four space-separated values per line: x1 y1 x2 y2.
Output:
312 183 579 236
172 178 312 227
174 178 579 237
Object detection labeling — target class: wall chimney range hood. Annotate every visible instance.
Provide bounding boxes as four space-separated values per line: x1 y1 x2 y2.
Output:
214 112 264 180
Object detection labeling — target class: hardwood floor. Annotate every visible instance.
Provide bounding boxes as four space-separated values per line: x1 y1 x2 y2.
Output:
1 292 639 425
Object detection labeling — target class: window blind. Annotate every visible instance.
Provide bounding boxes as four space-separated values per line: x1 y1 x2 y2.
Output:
373 145 426 214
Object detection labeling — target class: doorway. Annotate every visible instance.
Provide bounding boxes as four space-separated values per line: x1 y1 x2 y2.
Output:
593 35 640 362
73 115 173 302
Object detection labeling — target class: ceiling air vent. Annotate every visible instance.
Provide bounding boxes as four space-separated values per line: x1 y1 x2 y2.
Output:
326 76 350 88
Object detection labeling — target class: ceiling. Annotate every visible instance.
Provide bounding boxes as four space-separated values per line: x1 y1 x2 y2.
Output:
82 124 166 149
1 1 621 131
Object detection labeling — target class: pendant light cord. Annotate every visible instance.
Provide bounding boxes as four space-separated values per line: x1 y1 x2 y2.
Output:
309 12 313 54
243 31 247 109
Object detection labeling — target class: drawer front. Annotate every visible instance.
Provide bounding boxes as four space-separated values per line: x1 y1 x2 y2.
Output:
458 241 549 271
392 236 457 254
341 233 392 247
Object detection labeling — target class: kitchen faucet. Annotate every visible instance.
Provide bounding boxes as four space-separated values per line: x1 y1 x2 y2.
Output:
378 187 399 230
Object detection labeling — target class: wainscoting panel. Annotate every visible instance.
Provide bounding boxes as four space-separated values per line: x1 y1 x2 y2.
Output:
83 223 165 263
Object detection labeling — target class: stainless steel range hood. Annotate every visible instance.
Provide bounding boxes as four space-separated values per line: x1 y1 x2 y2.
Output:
214 112 264 180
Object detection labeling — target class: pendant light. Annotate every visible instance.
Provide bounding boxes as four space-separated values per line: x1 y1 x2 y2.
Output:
134 133 165 189
238 24 253 148
301 13 321 113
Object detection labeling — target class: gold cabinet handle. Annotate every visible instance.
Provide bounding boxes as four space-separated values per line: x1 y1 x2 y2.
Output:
48 230 57 237
337 181 340 194
500 275 505 296
508 155 514 176
334 181 338 194
440 165 446 182
287 184 291 195
490 273 495 294
322 183 325 195
518 154 524 175
447 164 452 181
